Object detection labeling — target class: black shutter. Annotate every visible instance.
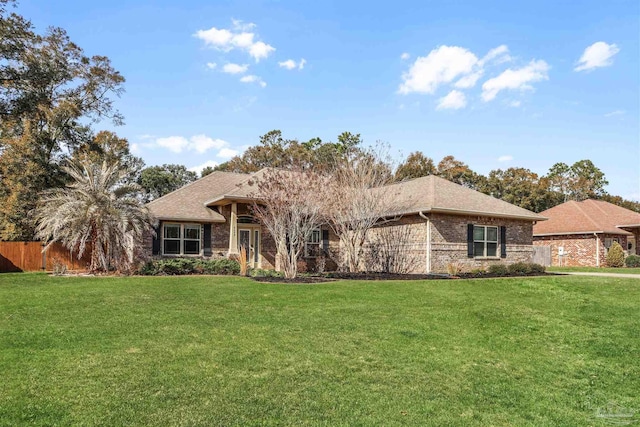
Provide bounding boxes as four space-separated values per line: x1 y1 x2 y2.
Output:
203 224 212 256
152 223 161 255
500 226 507 258
467 224 474 258
322 229 329 254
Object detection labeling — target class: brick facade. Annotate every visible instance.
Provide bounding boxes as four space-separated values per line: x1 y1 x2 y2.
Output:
428 213 534 273
145 208 537 274
533 232 637 267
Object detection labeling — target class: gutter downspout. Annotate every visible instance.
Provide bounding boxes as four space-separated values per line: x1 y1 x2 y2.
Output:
593 232 600 267
419 211 431 273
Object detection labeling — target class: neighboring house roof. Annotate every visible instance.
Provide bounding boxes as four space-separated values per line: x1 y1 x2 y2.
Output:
533 199 640 236
147 171 249 223
148 169 546 223
381 175 546 221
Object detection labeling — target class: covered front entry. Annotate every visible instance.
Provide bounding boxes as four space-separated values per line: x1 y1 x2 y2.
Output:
238 227 261 268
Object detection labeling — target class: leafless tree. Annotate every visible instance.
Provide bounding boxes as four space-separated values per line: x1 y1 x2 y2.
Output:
366 224 422 274
250 168 325 279
323 147 400 272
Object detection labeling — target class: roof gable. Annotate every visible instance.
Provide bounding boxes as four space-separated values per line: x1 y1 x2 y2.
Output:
147 171 249 222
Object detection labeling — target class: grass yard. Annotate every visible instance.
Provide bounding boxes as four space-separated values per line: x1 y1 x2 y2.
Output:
0 273 638 426
547 266 640 274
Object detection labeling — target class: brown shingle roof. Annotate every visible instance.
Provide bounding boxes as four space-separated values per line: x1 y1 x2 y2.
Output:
147 171 249 222
382 175 546 221
149 169 546 223
533 199 640 236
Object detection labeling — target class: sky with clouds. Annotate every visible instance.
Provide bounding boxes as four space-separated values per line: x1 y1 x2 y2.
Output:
17 0 639 200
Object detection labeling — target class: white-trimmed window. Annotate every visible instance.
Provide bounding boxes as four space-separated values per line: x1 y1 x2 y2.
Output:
474 225 498 258
305 228 322 257
163 223 201 256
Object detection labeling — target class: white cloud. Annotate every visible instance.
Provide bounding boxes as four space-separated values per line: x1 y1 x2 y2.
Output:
194 21 275 62
278 59 296 70
604 110 625 117
399 45 479 94
436 90 466 110
240 75 267 87
248 41 275 62
399 44 514 95
481 60 549 101
498 155 513 162
206 62 217 70
217 148 240 159
222 63 249 74
156 136 190 153
155 135 230 154
509 100 521 108
231 19 256 32
575 42 620 72
400 52 410 60
190 134 228 153
278 58 306 70
454 71 482 89
479 45 511 66
188 160 219 175
130 143 141 154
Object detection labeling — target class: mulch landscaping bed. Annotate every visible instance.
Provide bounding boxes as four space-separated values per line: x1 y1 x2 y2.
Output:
251 276 335 284
325 272 452 280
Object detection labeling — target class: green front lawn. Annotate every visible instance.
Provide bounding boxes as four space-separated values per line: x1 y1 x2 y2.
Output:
1 273 638 426
548 266 640 274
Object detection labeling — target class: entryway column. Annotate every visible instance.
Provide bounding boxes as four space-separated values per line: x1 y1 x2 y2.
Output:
229 202 238 254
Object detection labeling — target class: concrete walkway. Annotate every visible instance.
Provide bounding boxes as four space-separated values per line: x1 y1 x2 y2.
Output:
557 272 640 279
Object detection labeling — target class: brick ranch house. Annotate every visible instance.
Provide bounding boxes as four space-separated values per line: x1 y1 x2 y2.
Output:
533 199 640 267
145 170 546 273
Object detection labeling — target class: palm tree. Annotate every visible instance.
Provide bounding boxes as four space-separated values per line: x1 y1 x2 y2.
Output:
34 159 156 273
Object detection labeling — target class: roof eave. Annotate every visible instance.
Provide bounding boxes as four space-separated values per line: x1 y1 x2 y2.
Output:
533 231 604 237
533 229 633 237
421 207 547 222
204 195 258 206
152 216 226 224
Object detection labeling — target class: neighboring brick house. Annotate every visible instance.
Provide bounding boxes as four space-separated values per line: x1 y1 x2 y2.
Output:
533 200 640 267
146 170 546 273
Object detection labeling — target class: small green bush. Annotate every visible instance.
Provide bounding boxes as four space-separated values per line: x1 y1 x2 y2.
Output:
487 264 509 276
138 258 240 276
507 262 533 275
624 254 640 268
606 242 625 268
528 263 546 274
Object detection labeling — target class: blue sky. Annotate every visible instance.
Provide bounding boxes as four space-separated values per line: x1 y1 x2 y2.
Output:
18 0 640 199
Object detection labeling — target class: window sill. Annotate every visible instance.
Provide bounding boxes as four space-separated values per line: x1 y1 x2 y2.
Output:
474 257 502 260
161 253 203 257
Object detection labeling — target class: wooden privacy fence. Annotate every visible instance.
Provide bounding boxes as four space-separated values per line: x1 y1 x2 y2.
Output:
0 242 91 273
532 246 551 267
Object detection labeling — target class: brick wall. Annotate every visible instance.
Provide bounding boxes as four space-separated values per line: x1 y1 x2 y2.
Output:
429 213 535 273
145 209 536 274
533 233 629 267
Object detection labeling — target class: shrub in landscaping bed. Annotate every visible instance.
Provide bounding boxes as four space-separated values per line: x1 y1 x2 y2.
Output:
139 258 240 276
624 254 640 268
487 264 509 276
507 262 546 275
606 242 625 267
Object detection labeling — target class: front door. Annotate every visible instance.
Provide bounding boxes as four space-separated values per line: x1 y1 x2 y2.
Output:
238 228 260 268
